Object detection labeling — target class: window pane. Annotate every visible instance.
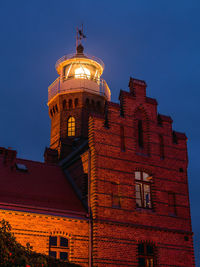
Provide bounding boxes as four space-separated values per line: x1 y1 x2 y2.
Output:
138 257 145 266
146 244 154 255
135 171 141 180
136 183 142 207
49 236 57 246
138 243 144 254
144 184 151 208
68 117 75 136
60 237 68 247
146 258 154 267
49 251 56 258
60 252 68 260
143 172 149 181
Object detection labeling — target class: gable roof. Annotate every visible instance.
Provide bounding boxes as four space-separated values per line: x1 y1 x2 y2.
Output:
0 152 87 218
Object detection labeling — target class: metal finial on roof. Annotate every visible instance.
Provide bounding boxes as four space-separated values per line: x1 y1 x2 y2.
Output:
76 24 86 54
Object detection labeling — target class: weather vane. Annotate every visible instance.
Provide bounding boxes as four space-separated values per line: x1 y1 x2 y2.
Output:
76 24 86 50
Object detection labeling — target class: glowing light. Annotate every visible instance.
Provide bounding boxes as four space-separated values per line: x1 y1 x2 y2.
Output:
68 117 75 136
66 64 72 78
75 66 90 79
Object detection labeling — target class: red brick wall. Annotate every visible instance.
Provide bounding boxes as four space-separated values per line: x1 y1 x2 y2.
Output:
0 209 89 266
88 81 194 266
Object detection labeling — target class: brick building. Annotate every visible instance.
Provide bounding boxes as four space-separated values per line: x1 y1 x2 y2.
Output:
0 38 195 266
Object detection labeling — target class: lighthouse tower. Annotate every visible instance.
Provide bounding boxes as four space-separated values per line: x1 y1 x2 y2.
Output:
47 34 110 159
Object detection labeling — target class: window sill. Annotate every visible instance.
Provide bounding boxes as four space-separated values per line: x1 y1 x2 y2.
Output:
136 152 149 157
136 207 155 213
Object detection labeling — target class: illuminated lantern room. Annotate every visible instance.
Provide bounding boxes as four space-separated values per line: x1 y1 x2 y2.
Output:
48 42 111 104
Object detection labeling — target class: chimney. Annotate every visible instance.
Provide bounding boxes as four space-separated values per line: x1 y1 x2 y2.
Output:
129 77 147 99
3 148 17 166
44 147 58 164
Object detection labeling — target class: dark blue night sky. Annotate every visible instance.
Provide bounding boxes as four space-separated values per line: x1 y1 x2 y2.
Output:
0 0 199 264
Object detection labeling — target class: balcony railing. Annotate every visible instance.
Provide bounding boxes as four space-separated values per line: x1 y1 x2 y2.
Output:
48 76 110 103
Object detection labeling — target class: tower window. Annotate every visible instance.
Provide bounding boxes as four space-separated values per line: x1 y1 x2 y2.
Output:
91 99 95 110
75 98 78 107
138 120 143 148
68 117 75 136
49 236 69 261
97 101 101 111
138 243 155 266
135 171 152 209
86 98 90 107
63 99 66 109
69 99 73 109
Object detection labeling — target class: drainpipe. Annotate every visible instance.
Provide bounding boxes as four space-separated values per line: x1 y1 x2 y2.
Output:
88 149 93 267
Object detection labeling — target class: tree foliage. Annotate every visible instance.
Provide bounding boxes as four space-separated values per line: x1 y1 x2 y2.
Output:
0 219 80 267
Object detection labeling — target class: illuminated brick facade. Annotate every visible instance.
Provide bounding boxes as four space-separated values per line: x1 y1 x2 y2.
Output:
0 42 195 266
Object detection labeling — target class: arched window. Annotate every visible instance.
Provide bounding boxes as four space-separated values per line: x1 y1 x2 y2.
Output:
91 99 95 110
138 243 155 266
63 99 66 109
134 108 149 155
138 120 143 148
68 117 75 136
49 236 69 260
86 98 90 107
75 98 78 107
135 171 152 209
97 101 101 111
68 99 72 109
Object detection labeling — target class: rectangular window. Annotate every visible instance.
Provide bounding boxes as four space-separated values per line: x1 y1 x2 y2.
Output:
138 243 155 267
168 192 176 215
135 171 152 209
49 236 69 260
